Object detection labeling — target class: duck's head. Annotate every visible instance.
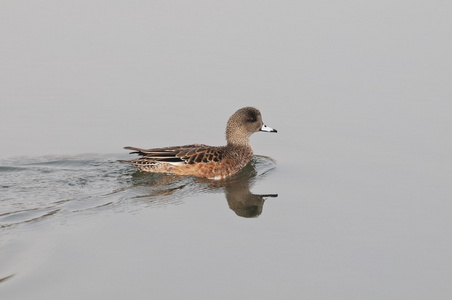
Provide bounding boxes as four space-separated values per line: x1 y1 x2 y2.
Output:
226 107 277 146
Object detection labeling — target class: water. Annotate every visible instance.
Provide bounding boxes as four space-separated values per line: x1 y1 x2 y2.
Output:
0 155 283 299
1 1 452 299
0 155 277 229
1 136 451 300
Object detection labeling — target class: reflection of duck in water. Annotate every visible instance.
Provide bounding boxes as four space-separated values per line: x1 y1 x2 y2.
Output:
226 186 277 218
126 156 278 218
119 107 276 179
200 157 277 218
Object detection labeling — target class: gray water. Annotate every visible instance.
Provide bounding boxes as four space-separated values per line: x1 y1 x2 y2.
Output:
1 1 452 299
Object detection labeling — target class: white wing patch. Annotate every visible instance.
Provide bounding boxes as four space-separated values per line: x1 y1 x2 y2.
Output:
166 161 186 166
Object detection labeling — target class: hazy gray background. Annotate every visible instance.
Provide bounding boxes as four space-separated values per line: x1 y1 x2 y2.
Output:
1 1 451 299
1 0 450 158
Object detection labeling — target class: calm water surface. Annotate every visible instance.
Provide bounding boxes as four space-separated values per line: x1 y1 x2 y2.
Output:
1 135 451 299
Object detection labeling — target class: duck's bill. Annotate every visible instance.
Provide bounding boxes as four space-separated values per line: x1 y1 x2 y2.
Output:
260 124 277 133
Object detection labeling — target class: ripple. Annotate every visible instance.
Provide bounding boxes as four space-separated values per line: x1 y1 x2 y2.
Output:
0 154 130 229
0 274 15 284
0 154 278 228
0 166 27 173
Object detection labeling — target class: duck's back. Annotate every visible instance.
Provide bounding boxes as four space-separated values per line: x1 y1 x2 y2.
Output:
120 144 253 179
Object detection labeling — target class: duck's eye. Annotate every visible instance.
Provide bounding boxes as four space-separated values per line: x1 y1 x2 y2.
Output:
246 113 257 122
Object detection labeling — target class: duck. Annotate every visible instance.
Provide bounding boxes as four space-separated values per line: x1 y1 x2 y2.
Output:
119 107 277 179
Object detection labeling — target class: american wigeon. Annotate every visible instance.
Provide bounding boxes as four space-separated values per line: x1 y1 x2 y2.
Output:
119 107 277 179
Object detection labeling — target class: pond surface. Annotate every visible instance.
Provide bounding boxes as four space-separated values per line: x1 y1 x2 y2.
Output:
1 1 452 299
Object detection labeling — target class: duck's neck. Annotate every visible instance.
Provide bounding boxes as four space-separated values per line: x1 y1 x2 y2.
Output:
226 132 251 147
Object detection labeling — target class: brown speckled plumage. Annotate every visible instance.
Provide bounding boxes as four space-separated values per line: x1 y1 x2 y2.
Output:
119 107 276 179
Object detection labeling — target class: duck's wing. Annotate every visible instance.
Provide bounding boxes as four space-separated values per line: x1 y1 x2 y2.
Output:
123 144 224 165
